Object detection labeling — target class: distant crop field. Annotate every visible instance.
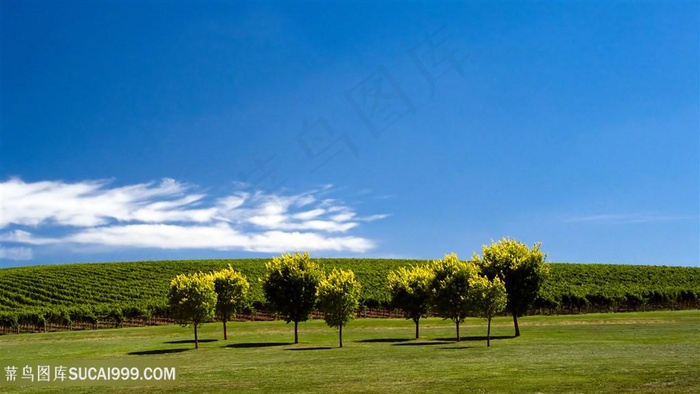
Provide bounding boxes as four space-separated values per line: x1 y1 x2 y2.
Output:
0 311 698 393
1 259 699 332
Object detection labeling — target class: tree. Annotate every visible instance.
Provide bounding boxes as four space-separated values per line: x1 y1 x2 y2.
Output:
429 253 479 342
211 265 250 340
387 265 434 339
473 238 548 337
316 268 362 348
262 252 323 344
168 272 217 349
468 276 507 347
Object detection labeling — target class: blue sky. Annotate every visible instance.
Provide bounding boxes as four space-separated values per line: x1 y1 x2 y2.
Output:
1 1 698 267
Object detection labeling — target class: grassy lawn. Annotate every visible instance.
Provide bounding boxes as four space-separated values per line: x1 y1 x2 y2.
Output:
1 310 698 393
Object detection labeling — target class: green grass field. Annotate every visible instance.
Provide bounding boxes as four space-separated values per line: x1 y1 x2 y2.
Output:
1 310 698 393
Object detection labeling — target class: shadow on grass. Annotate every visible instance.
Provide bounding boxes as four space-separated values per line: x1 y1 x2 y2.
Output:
356 338 412 343
226 342 292 349
439 345 474 350
434 335 515 342
164 339 218 344
285 346 333 351
393 341 452 347
128 348 190 356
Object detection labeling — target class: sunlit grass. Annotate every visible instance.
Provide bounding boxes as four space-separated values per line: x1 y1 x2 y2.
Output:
1 311 698 393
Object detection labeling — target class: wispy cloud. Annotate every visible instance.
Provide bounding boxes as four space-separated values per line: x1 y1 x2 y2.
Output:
0 246 33 261
0 178 386 255
562 212 698 224
1 178 212 227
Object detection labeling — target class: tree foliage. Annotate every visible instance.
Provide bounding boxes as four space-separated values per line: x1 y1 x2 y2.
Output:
474 238 548 337
316 268 362 348
387 265 434 339
167 272 217 349
468 276 507 347
1 258 698 335
429 253 479 341
211 265 250 340
262 252 323 344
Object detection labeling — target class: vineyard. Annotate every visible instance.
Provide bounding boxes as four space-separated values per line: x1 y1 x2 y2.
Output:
0 259 699 333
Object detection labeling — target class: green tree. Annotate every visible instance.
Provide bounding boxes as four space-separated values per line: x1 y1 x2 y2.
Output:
212 265 250 340
316 268 362 348
468 276 507 347
168 272 217 349
387 265 434 339
262 252 323 344
474 238 548 337
430 253 479 342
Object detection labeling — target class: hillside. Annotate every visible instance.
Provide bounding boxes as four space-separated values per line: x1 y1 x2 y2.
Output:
1 259 699 330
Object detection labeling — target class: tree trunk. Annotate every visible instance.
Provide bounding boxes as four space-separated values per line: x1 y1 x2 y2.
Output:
223 320 228 340
339 324 343 348
513 314 520 337
456 320 460 342
414 318 420 339
194 324 199 349
294 321 299 344
487 317 492 347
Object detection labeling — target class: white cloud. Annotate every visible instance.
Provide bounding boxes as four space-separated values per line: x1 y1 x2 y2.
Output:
0 246 33 261
0 178 387 254
562 212 698 224
0 230 54 245
330 212 355 222
50 223 373 253
292 208 326 220
0 177 213 228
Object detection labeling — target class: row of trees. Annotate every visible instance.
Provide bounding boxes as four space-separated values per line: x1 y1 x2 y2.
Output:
168 239 547 349
3 255 697 330
168 253 362 349
262 252 363 348
387 239 546 346
388 254 506 346
168 266 250 349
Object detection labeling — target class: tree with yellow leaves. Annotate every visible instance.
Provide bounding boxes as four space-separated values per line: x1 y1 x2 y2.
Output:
387 265 434 339
211 265 250 340
168 272 217 349
316 268 362 348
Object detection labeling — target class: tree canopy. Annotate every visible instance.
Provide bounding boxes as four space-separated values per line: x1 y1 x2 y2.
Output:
262 252 323 344
429 253 479 342
387 264 434 339
474 238 548 337
211 265 250 340
468 275 507 347
316 268 362 348
168 272 217 349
